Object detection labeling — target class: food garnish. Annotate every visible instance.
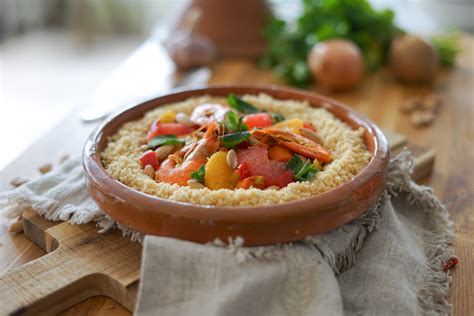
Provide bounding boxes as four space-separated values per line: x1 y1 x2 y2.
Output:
286 155 318 182
191 165 206 183
227 94 259 114
220 131 251 149
141 94 333 190
224 111 248 133
147 135 185 149
140 150 160 170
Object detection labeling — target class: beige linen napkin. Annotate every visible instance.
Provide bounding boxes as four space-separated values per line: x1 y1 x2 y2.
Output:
0 151 454 315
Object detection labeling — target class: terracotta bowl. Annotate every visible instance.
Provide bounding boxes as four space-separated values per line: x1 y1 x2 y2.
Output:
83 85 389 246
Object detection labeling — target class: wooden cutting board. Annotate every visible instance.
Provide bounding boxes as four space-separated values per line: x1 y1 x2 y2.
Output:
0 131 435 316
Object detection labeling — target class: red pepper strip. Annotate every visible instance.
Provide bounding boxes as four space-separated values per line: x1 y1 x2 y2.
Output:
140 150 160 170
243 113 273 129
442 255 459 272
146 121 194 141
236 162 251 180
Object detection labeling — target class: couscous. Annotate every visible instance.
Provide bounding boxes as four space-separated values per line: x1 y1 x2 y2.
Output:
101 93 371 206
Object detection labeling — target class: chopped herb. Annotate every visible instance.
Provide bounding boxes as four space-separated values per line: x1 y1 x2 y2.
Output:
271 113 285 123
224 111 248 133
148 135 185 148
295 160 318 181
220 131 250 148
286 154 304 174
191 165 205 183
431 31 460 67
227 94 259 114
286 154 318 182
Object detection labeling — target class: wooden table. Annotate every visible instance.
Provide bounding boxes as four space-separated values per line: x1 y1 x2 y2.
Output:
1 37 472 315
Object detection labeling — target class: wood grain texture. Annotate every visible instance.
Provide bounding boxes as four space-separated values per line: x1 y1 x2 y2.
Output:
0 210 140 316
0 36 472 315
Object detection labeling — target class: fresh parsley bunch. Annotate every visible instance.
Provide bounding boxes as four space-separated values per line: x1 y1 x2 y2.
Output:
262 0 402 87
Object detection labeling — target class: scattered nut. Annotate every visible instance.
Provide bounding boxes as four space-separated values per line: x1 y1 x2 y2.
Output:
155 144 175 161
401 97 421 113
140 144 149 151
403 93 442 128
265 186 280 190
410 110 435 128
144 165 155 178
300 127 323 144
421 93 441 112
187 179 205 189
39 163 52 174
313 159 320 170
10 177 29 188
226 150 238 169
175 112 193 125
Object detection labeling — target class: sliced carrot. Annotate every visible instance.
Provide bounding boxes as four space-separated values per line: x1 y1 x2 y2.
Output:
236 176 265 190
268 145 293 162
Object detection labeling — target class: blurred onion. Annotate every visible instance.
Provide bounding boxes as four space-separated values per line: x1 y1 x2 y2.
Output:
307 39 364 90
389 35 438 83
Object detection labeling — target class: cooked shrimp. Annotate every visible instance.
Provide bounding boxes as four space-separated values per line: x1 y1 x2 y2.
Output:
190 103 232 125
155 122 220 186
251 128 333 163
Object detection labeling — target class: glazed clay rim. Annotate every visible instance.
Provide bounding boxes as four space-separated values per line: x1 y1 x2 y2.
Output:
83 84 388 224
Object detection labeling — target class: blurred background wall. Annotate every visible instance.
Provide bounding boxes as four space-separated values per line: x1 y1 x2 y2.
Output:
1 0 473 43
0 0 473 169
0 0 189 42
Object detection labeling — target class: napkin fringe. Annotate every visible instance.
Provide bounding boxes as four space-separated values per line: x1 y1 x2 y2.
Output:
304 191 387 275
386 150 454 315
209 149 454 315
0 158 131 238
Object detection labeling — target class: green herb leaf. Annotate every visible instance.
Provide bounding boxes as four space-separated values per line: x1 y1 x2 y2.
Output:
294 160 318 181
190 165 206 183
224 111 239 131
148 135 185 148
220 131 250 148
286 154 318 182
286 154 304 174
224 111 248 133
431 31 460 67
240 120 249 131
271 113 285 123
227 94 259 114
